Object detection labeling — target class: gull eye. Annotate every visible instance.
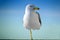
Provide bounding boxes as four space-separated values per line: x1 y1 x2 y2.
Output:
30 6 33 7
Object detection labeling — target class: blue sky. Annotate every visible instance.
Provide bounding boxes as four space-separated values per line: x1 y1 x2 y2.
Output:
0 0 60 39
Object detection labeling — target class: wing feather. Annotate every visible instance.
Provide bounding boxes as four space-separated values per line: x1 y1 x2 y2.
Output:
36 12 42 25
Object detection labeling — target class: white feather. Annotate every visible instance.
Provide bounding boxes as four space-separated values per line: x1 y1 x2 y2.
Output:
23 4 41 30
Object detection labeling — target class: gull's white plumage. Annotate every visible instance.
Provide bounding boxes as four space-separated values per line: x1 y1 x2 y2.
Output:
23 4 41 30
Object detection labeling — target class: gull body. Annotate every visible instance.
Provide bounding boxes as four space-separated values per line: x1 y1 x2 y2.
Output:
23 4 41 30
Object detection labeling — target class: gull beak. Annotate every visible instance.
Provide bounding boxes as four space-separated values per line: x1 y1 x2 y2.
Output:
33 7 40 10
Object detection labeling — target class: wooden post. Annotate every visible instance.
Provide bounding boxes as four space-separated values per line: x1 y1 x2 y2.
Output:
30 29 33 40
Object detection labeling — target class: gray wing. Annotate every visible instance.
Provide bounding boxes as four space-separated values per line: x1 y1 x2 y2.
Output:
36 12 42 25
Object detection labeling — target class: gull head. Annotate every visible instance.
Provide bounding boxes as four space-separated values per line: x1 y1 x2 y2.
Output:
26 4 39 11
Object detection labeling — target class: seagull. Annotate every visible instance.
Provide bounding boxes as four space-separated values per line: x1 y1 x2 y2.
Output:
23 4 41 30
23 4 42 40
